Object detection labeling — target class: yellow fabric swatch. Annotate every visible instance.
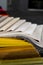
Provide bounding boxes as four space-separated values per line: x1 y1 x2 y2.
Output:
0 37 32 47
0 38 40 58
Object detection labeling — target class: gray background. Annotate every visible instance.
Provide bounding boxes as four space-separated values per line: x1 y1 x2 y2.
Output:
0 0 7 10
0 0 28 11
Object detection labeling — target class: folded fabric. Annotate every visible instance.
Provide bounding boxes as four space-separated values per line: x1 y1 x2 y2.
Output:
0 37 40 59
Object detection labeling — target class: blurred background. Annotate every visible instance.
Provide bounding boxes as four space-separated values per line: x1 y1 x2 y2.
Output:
0 0 43 24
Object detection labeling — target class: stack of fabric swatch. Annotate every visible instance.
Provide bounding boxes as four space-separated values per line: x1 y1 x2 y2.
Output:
0 15 41 60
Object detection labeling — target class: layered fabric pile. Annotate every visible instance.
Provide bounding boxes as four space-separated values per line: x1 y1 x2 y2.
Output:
0 15 43 59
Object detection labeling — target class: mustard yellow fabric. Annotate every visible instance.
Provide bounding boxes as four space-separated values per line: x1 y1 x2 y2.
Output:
0 37 33 47
0 37 40 58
